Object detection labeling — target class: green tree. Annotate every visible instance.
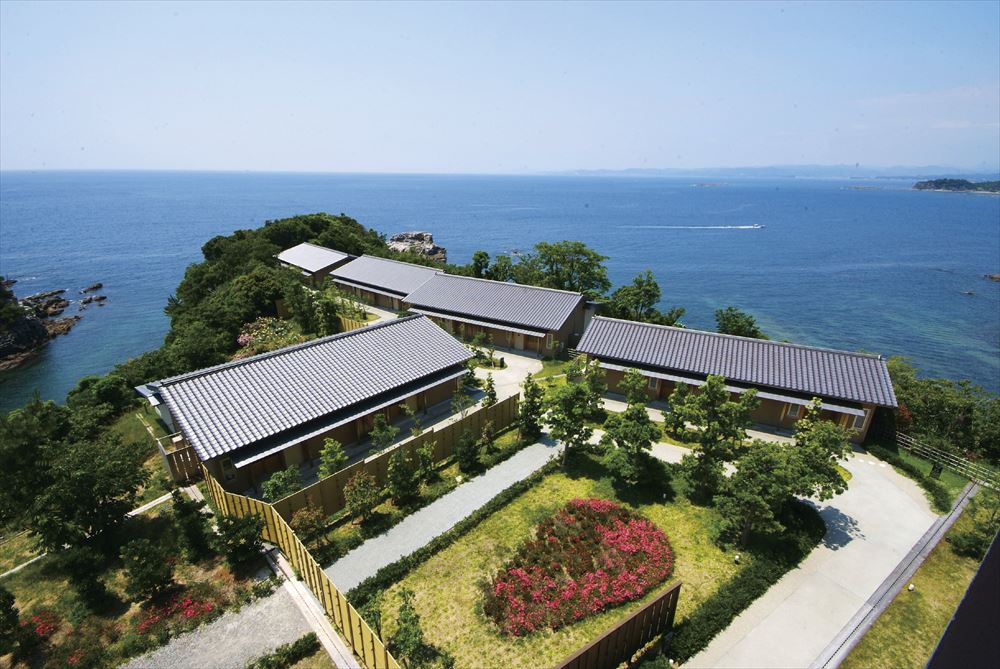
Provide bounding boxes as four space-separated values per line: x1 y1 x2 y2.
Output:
619 368 650 406
471 250 490 278
344 470 380 523
547 382 596 467
359 590 384 638
120 538 174 601
716 440 795 546
607 271 659 320
518 374 545 444
534 241 611 297
677 375 759 501
261 466 303 502
284 281 319 334
455 429 479 474
601 403 661 484
451 387 473 419
369 413 400 454
57 546 110 608
386 448 420 504
171 489 213 561
290 505 329 553
27 434 148 551
315 295 341 335
389 588 429 668
215 514 264 567
582 359 607 419
715 306 767 339
318 438 347 478
790 399 852 500
664 382 692 438
476 420 498 466
0 584 21 656
949 488 1000 559
415 440 437 483
485 254 514 282
482 374 497 408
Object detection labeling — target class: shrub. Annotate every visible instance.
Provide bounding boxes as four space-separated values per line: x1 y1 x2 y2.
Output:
948 488 1000 559
0 585 20 656
386 448 420 505
57 546 110 608
318 438 347 478
245 632 320 669
215 514 264 567
455 429 479 473
482 374 497 408
171 489 213 560
290 505 329 552
370 414 400 454
344 470 380 523
261 466 303 502
482 498 674 635
389 588 431 667
120 538 174 601
349 460 560 608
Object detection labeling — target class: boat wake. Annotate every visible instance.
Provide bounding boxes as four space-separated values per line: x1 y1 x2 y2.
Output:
620 224 765 230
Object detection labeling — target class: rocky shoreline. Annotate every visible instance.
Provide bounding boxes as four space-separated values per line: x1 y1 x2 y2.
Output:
387 231 447 262
0 278 106 371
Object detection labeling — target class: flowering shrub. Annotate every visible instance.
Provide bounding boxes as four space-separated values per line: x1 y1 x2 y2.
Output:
134 593 217 637
482 498 674 636
22 610 61 639
235 317 305 358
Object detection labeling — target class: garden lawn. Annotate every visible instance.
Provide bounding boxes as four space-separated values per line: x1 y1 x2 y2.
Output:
840 511 981 669
0 529 42 575
109 407 174 505
891 449 969 503
378 458 739 668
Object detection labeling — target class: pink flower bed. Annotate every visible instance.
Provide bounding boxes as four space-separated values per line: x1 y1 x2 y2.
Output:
482 498 674 636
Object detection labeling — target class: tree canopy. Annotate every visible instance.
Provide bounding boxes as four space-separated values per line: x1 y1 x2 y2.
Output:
715 306 767 339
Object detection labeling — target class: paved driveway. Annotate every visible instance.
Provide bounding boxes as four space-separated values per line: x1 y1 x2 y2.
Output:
473 350 541 399
685 451 937 668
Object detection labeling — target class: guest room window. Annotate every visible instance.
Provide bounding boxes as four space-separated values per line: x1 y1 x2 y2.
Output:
787 403 801 418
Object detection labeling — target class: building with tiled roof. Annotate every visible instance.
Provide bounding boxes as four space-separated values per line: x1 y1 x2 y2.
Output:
576 316 897 441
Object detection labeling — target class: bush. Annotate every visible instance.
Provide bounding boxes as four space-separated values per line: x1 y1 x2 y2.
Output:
455 429 479 473
215 514 264 567
120 538 175 601
0 584 20 656
344 470 380 523
867 445 954 513
57 546 110 608
245 633 320 669
261 466 303 502
290 505 329 553
386 448 421 505
172 489 213 561
482 498 674 635
349 460 559 608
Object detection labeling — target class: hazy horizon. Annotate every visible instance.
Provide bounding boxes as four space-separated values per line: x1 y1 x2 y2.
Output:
2 1 998 173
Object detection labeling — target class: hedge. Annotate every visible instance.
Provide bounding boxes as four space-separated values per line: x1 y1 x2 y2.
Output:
245 633 319 669
348 459 560 609
866 445 953 513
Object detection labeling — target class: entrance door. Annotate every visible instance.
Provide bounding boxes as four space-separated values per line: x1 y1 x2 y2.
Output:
514 333 525 349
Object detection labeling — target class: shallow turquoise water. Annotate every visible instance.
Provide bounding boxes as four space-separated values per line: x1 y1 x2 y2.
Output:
0 171 997 409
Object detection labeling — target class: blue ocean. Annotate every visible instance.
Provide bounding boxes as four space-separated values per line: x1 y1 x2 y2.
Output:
1 171 998 410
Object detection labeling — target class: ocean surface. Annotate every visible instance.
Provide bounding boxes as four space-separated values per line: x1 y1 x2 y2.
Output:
1 171 998 410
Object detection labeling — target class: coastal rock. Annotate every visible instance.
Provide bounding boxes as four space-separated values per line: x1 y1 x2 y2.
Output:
1 281 86 370
387 231 447 263
45 316 80 337
986 273 1000 282
80 282 103 294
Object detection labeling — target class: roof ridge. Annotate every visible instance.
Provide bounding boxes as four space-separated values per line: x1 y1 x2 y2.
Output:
428 272 584 297
158 315 424 387
358 254 443 272
591 316 884 360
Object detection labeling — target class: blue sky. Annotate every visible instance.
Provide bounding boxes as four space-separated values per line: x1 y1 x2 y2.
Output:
1 0 998 172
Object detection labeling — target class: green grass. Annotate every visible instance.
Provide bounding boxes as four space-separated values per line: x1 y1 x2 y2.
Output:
893 449 969 502
0 529 42 575
840 511 981 669
108 407 174 505
533 358 575 379
377 457 740 668
289 648 336 669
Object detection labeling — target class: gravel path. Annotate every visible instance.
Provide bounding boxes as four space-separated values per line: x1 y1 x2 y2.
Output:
325 439 561 592
121 583 311 669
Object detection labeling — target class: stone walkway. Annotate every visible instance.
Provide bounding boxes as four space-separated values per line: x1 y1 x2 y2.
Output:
324 438 561 592
122 582 311 669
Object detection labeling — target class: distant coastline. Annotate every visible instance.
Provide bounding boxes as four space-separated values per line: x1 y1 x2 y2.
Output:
913 178 1000 194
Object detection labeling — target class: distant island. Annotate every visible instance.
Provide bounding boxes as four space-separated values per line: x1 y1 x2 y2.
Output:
913 178 1000 193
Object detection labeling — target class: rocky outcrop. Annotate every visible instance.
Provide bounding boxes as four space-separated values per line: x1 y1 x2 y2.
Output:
80 282 103 293
387 231 447 263
0 280 94 370
986 273 1000 282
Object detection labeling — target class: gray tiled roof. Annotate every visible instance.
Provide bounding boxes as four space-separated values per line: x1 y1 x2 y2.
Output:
276 242 350 274
404 274 584 332
153 316 472 461
577 316 897 407
331 255 441 296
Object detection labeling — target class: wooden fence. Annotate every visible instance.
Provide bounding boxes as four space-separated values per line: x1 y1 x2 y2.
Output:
897 433 1000 490
202 465 401 669
271 394 520 520
157 436 201 483
555 582 682 669
338 315 369 333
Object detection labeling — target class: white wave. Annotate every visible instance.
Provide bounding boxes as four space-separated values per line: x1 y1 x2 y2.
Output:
619 225 764 230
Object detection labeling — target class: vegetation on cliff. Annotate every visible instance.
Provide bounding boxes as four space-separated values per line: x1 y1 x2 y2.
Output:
913 178 1000 193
